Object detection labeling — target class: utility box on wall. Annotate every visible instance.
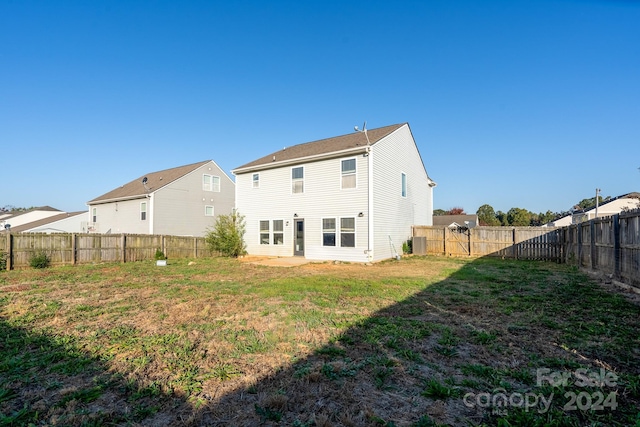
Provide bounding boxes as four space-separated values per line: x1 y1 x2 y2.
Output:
412 236 427 255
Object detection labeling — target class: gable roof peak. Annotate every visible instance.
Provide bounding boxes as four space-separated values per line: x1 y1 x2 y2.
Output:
233 123 407 172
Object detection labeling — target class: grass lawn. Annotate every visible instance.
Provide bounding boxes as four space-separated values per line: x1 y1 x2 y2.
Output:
1 255 639 426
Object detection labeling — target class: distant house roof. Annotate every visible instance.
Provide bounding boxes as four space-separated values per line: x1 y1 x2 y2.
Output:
1 206 61 221
88 160 212 204
10 211 86 233
433 215 478 228
233 123 406 173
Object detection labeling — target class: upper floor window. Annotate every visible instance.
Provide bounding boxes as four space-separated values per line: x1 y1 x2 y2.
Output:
401 173 407 197
140 202 147 221
252 173 260 188
292 167 304 194
92 207 97 223
341 159 356 189
203 174 221 192
205 205 214 216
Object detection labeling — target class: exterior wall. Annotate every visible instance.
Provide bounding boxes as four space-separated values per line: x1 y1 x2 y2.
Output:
153 161 235 236
235 154 370 262
88 161 235 237
0 210 62 229
89 197 150 234
24 213 87 233
371 125 433 261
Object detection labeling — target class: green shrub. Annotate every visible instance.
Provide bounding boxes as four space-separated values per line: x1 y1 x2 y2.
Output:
154 249 167 260
29 251 50 269
205 210 247 258
0 250 6 271
402 239 412 254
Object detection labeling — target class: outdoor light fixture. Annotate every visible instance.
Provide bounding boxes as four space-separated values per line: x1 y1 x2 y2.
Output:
293 213 298 217
358 212 364 217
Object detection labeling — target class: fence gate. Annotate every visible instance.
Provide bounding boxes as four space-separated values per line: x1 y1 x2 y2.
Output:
446 227 470 256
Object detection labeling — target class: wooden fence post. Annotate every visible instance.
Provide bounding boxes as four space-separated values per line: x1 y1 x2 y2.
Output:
590 220 596 269
6 233 12 271
194 237 198 258
613 214 620 279
72 234 77 265
468 228 473 257
513 228 518 260
443 228 447 256
121 234 126 263
577 224 583 266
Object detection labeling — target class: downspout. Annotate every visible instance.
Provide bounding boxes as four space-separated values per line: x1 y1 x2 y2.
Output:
367 145 373 262
147 194 153 235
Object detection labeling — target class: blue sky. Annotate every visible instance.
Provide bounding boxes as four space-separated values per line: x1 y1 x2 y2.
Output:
2 0 639 215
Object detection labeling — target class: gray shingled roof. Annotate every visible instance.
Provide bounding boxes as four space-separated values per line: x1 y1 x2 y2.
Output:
88 160 211 204
233 123 406 172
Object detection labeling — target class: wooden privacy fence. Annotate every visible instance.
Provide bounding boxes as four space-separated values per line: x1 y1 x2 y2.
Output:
413 209 640 286
0 233 212 270
412 226 563 261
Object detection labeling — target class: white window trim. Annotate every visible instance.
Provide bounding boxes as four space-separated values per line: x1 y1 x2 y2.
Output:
272 219 284 245
203 174 221 192
252 173 260 189
321 217 337 247
341 158 357 190
291 166 304 194
260 220 270 245
339 216 356 248
140 201 147 221
204 205 214 216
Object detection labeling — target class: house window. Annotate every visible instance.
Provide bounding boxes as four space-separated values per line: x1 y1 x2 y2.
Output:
340 217 355 247
92 208 97 223
260 220 270 245
322 218 336 246
292 167 304 194
273 220 283 245
341 159 356 189
140 202 147 221
401 173 407 197
205 205 214 216
203 174 221 192
253 173 260 188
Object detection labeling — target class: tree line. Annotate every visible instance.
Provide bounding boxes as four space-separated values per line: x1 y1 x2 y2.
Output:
434 195 610 227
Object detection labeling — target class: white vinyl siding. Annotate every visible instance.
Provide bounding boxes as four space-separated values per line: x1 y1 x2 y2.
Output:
236 155 369 261
341 158 356 189
372 125 433 261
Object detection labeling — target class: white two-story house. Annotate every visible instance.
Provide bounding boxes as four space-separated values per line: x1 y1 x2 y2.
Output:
87 160 235 236
232 123 436 262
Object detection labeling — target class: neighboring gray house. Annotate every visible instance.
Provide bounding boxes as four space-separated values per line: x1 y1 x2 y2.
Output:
10 211 87 233
87 160 235 236
432 214 478 229
232 123 436 262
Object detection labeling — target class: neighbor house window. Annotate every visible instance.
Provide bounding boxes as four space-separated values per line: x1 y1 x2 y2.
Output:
273 220 283 245
205 205 214 216
203 174 221 192
92 208 97 223
260 220 270 245
322 218 336 246
341 159 356 189
401 173 407 197
292 167 304 193
140 202 147 221
252 173 260 188
340 217 355 247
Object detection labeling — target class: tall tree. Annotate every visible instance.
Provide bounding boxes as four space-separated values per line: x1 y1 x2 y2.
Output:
476 204 500 226
507 207 532 226
446 207 466 215
433 209 447 216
